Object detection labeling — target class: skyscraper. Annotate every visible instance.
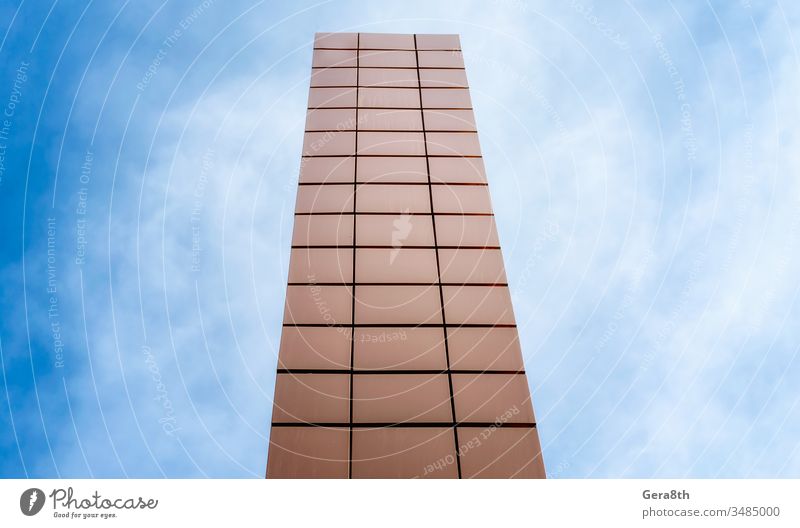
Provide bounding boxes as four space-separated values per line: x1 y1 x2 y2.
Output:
267 32 545 478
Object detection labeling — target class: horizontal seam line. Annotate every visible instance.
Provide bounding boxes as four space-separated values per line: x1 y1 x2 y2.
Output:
306 129 477 133
310 85 469 89
277 370 525 375
289 246 501 249
307 107 474 110
300 155 483 158
271 422 537 428
294 212 494 216
286 283 508 287
297 182 488 186
312 66 465 70
313 48 462 51
281 323 517 328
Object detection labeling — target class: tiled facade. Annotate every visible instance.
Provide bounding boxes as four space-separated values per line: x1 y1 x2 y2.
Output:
267 32 545 479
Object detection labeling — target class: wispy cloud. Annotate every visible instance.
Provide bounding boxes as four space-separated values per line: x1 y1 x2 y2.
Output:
1 0 798 478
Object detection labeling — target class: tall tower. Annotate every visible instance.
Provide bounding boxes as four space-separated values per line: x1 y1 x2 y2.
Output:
267 32 545 478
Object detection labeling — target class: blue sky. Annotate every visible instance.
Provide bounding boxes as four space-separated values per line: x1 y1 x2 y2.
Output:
1 0 799 478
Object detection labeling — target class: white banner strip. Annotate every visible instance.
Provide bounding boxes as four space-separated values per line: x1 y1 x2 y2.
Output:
2 479 798 527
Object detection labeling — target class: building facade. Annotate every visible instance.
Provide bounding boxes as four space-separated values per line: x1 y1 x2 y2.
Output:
267 32 545 478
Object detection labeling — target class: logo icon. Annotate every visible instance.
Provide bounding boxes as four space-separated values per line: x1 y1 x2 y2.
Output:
20 488 45 516
390 209 413 264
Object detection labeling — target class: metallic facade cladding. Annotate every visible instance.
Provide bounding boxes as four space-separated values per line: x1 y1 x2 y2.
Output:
267 32 545 479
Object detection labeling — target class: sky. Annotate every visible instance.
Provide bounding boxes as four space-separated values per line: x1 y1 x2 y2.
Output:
0 0 799 478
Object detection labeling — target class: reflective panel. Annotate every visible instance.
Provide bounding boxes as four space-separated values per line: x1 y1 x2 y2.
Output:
269 33 544 480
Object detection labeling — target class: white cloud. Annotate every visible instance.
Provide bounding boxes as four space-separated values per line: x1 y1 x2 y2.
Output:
5 0 800 478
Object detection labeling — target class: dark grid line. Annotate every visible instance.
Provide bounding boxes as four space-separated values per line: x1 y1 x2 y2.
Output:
310 86 471 90
310 87 468 90
277 369 526 375
286 283 509 287
301 154 484 158
290 246 502 250
414 33 462 479
294 212 495 217
308 88 461 92
305 129 477 134
313 48 462 51
307 106 474 111
347 32 360 479
309 84 465 87
298 182 489 187
282 323 518 328
272 422 537 429
312 66 466 70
